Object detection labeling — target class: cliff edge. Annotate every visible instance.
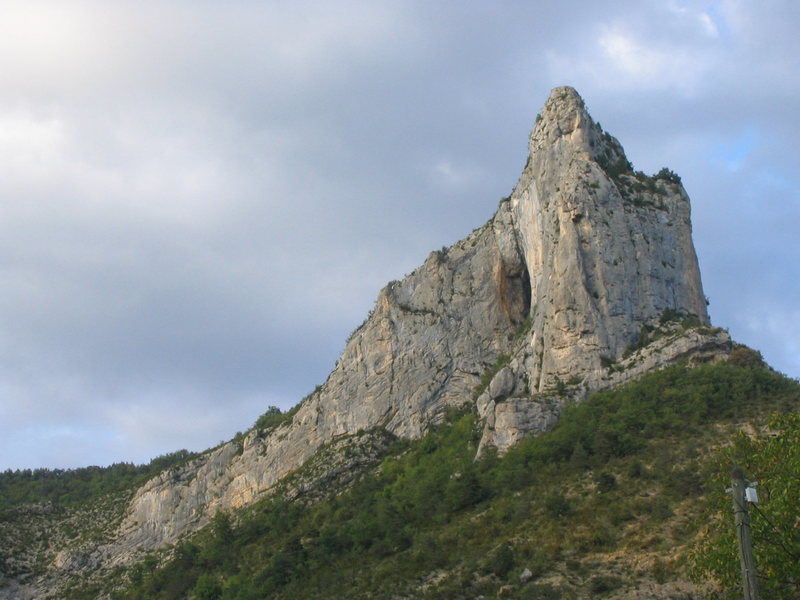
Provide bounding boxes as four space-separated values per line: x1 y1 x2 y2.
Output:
35 88 733 586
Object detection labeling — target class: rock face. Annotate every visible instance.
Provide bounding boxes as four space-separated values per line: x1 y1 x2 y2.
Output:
16 87 733 587
509 87 709 388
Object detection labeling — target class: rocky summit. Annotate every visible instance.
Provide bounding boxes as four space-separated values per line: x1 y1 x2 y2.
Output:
1 87 735 598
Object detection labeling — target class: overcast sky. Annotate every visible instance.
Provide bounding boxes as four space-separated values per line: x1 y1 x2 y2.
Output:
1 1 798 471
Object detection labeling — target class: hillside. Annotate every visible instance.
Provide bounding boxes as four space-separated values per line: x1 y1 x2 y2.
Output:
4 349 796 599
89 86 726 564
111 354 800 599
3 86 797 599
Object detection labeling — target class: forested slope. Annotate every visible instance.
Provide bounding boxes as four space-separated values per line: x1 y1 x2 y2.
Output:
57 347 799 600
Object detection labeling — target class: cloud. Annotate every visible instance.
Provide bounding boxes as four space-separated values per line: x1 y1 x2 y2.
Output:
547 3 724 94
597 27 709 89
0 1 798 470
430 159 485 190
666 1 723 37
698 12 720 37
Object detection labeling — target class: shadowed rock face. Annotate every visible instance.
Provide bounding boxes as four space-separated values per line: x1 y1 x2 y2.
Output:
52 88 728 576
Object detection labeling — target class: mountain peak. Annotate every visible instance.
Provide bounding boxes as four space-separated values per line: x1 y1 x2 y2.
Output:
531 86 594 146
527 86 630 183
545 85 586 112
22 89 727 583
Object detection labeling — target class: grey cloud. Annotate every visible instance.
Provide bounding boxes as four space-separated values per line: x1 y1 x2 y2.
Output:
0 1 797 470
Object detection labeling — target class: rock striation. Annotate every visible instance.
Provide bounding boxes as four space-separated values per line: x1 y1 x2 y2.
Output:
10 87 733 592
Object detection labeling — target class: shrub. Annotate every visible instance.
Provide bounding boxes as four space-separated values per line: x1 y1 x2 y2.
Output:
543 493 572 518
727 346 764 368
654 167 681 184
254 404 301 431
628 460 646 479
191 574 222 600
569 441 591 470
588 574 623 594
484 542 515 577
692 413 800 599
596 472 617 492
256 407 283 430
519 582 561 599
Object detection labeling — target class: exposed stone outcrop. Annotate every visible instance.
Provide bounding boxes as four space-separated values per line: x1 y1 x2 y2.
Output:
109 199 532 556
106 87 724 557
473 87 729 452
3 87 732 596
476 321 732 454
508 87 709 387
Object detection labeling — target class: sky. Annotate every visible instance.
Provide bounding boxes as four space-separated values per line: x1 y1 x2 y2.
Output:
1 0 798 470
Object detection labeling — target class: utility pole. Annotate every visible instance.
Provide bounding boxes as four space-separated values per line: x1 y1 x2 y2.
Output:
730 467 760 600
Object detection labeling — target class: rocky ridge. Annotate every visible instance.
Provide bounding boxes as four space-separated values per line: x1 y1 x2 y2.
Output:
108 86 729 554
1 87 733 596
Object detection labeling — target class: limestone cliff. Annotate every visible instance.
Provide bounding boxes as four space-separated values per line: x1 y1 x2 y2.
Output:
22 87 732 587
509 87 709 389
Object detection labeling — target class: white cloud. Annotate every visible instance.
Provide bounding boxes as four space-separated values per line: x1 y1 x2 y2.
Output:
698 12 720 37
430 159 484 189
596 27 712 91
0 110 67 179
0 0 798 470
666 1 721 37
0 2 408 104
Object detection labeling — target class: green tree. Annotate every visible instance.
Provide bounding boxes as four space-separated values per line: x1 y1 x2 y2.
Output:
443 465 486 512
653 167 681 184
191 573 222 600
569 440 590 470
254 406 284 430
692 413 800 598
484 542 515 577
202 511 235 569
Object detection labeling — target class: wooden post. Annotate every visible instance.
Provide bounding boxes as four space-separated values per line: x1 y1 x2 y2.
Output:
731 467 760 600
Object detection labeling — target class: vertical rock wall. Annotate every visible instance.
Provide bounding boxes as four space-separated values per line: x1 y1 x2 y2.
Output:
92 87 724 565
509 87 709 392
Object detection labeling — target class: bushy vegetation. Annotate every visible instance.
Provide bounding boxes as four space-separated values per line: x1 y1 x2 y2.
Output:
692 412 800 598
497 358 795 476
594 141 683 209
655 167 681 185
251 388 321 434
623 309 708 358
108 359 799 600
0 450 196 511
253 405 300 432
596 150 633 180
